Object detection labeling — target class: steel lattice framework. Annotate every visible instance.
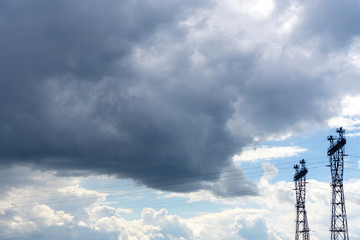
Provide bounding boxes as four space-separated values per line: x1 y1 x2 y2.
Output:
294 159 310 240
328 127 349 240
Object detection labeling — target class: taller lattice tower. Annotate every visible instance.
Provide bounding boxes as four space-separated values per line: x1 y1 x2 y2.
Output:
328 127 349 240
294 159 310 240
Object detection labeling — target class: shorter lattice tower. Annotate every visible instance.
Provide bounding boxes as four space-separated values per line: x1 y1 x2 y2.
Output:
328 127 349 240
294 159 310 240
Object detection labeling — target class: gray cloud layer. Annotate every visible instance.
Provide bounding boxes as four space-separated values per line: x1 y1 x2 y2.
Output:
1 0 359 193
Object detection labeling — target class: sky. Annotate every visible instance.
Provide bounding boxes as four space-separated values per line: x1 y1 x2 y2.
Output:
2 0 360 239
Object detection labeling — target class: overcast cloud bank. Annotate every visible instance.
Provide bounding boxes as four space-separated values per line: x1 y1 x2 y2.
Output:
1 0 360 194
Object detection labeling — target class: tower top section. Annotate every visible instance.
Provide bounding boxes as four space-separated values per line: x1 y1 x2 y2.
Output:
294 159 308 181
327 127 346 156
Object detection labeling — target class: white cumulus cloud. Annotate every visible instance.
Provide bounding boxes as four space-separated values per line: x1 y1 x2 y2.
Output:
233 145 307 162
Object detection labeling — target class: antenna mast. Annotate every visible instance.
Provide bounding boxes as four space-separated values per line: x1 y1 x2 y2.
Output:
294 159 310 240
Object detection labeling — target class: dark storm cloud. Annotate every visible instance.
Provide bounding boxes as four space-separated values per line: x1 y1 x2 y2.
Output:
0 0 359 194
291 0 360 49
0 0 241 193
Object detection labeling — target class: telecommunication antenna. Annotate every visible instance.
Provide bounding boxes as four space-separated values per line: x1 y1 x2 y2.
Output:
328 127 349 240
294 159 310 240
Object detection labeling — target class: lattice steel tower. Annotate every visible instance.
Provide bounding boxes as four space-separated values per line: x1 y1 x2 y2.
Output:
328 127 349 240
294 159 310 240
